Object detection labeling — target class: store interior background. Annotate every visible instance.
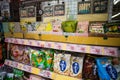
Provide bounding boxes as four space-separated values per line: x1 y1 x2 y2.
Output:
0 0 120 80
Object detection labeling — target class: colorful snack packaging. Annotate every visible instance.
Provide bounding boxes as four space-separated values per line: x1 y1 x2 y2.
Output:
76 21 89 33
53 51 59 73
70 54 84 78
10 44 30 64
52 19 62 32
89 22 105 34
82 55 99 80
54 51 71 76
22 47 30 65
62 21 77 33
112 58 120 80
96 58 111 80
13 68 24 80
30 48 46 69
10 44 25 63
44 49 54 71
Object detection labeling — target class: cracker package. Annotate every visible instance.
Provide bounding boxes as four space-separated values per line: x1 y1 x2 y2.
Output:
54 51 71 76
70 54 84 78
30 48 46 69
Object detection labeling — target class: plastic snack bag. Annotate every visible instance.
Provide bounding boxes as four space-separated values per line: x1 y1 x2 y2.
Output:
70 54 84 78
57 52 71 76
76 21 89 33
44 49 54 71
83 55 99 80
30 48 46 69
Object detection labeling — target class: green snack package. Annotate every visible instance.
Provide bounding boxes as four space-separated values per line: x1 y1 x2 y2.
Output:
4 73 14 80
61 21 78 33
30 49 46 69
44 49 54 71
13 68 24 80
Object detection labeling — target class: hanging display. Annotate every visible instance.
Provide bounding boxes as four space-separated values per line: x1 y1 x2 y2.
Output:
54 5 65 16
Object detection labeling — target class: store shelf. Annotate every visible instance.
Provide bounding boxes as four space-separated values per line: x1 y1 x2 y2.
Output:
4 59 80 80
5 38 118 57
20 17 36 22
41 34 120 47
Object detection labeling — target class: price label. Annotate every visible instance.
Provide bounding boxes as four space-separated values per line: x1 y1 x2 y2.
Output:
23 65 31 72
39 70 51 78
18 64 23 70
12 62 18 68
90 46 102 54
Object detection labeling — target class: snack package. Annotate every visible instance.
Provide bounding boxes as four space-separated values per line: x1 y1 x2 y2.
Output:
4 73 14 80
54 51 71 76
22 47 30 65
52 19 62 32
10 44 25 63
13 68 24 80
14 22 21 33
36 23 46 32
96 57 118 80
89 22 105 34
10 44 30 64
45 22 53 32
30 48 46 69
76 21 89 33
62 21 77 33
112 58 120 80
82 55 99 80
53 51 59 73
70 54 84 78
44 49 54 71
2 22 9 33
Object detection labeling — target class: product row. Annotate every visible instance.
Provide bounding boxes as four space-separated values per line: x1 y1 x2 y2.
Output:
8 44 120 80
2 21 120 36
0 65 50 80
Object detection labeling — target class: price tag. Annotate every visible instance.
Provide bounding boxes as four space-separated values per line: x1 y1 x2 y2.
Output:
104 47 118 56
23 65 31 72
66 44 77 52
39 70 51 78
90 46 102 55
5 60 9 65
55 43 62 50
12 62 18 68
18 63 23 70
40 41 45 47
77 45 87 53
45 42 52 48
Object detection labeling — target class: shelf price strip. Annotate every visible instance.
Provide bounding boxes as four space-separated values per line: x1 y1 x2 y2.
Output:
4 60 80 80
5 38 118 57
